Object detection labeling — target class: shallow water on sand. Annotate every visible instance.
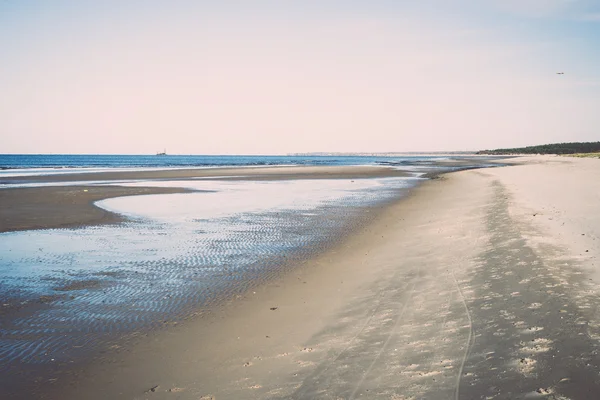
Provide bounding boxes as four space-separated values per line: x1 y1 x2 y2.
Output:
0 178 418 367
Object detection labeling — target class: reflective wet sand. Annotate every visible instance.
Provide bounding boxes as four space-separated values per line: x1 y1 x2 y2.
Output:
0 177 418 396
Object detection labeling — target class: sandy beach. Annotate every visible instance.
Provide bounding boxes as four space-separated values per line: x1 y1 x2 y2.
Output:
3 157 600 399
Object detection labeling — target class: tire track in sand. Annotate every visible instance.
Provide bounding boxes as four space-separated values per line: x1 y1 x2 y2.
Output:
348 268 420 400
451 271 474 400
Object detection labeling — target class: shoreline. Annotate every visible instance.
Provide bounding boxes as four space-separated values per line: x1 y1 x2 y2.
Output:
47 164 487 400
45 156 600 399
0 163 500 234
1 170 430 400
0 166 426 399
6 157 600 398
1 161 504 400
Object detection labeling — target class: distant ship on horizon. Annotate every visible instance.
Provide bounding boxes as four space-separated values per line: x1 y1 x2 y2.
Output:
156 149 167 156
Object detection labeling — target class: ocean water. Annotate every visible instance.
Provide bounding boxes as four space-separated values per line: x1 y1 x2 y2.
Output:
0 154 451 170
0 154 454 178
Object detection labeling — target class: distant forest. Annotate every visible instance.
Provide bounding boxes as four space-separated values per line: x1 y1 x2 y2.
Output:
477 142 600 155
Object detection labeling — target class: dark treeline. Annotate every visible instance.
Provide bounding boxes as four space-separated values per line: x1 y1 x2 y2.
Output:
477 142 600 155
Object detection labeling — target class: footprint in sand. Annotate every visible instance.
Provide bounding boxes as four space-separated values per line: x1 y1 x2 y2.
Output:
516 357 537 376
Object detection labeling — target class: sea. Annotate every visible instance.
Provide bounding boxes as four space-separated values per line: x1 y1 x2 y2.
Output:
0 153 461 178
0 154 491 390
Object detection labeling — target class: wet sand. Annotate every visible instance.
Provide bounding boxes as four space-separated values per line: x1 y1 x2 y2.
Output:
5 157 600 399
0 185 192 232
0 165 411 184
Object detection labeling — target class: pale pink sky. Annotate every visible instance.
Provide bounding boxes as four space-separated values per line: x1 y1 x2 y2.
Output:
1 1 599 154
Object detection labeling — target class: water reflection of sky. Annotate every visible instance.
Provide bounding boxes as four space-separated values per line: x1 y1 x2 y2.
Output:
101 178 420 221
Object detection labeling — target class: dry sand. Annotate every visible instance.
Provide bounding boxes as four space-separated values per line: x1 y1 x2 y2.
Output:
6 157 600 399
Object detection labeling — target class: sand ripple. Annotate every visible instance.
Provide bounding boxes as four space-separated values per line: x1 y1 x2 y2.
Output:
0 179 413 368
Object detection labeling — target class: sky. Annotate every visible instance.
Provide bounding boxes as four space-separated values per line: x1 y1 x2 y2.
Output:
1 0 599 154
